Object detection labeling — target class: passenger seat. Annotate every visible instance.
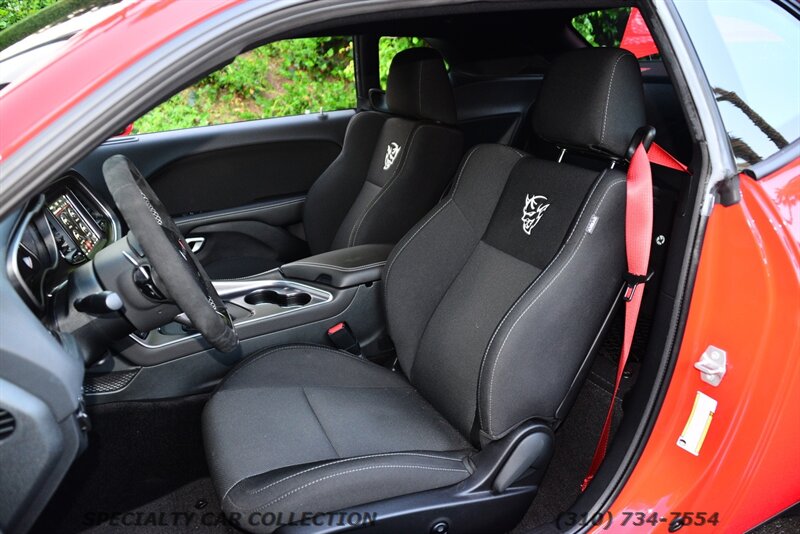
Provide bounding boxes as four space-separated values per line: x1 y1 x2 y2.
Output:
302 48 463 257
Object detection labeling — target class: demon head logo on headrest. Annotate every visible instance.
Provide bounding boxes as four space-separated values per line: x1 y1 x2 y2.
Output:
521 194 550 235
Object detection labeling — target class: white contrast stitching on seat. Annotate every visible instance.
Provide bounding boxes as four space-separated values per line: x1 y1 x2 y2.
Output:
255 465 468 511
600 53 626 145
221 344 373 387
382 144 486 304
382 144 526 323
475 171 610 429
483 179 625 435
247 452 466 496
348 125 427 246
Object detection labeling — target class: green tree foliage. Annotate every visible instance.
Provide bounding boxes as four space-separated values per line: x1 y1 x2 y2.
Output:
133 37 357 134
2 0 431 134
0 0 120 51
0 0 58 32
135 36 429 134
571 8 630 48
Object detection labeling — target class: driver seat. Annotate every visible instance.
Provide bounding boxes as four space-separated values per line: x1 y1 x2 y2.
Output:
203 48 646 533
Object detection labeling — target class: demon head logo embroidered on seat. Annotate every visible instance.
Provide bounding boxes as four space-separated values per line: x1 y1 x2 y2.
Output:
383 142 401 170
521 194 550 235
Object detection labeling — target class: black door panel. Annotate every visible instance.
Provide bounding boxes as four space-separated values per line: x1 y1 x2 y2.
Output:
73 110 353 210
149 140 338 216
184 220 308 279
175 196 308 278
175 196 305 230
73 111 353 278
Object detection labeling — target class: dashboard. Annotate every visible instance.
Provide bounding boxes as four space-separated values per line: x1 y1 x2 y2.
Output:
8 173 120 311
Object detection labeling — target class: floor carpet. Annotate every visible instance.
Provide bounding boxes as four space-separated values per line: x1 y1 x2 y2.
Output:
80 477 237 534
32 394 216 534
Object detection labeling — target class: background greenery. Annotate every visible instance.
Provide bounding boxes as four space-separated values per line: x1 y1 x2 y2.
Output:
135 37 356 133
0 0 58 32
571 8 629 48
2 1 628 134
0 0 120 50
379 36 427 88
134 36 425 134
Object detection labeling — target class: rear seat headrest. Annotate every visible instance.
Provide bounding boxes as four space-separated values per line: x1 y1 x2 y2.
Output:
532 48 647 159
386 47 457 125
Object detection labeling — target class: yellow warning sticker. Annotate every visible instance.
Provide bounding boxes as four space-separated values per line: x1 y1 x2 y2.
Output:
677 391 717 456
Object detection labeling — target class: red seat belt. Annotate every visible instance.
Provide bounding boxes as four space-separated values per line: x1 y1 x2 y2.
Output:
581 141 654 492
650 142 690 174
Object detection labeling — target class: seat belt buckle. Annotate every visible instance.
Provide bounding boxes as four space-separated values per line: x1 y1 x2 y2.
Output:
327 322 362 356
622 271 654 302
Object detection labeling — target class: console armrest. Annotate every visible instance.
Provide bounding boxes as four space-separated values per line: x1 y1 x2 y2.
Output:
280 244 394 288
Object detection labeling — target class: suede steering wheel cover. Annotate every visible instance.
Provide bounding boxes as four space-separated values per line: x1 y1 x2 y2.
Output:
102 155 239 352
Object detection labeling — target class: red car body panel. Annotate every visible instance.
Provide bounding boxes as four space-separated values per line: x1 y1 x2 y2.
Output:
0 1 798 532
0 0 242 162
599 161 800 532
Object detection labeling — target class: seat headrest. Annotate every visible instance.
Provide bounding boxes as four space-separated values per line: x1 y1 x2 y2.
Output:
532 48 646 159
386 48 456 125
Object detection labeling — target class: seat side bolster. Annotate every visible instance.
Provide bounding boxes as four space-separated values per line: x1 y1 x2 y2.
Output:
384 145 525 374
223 450 472 529
304 111 388 255
477 170 628 439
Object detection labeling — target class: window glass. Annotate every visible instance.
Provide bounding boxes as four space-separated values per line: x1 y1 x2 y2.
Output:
133 37 355 134
378 36 429 89
572 8 631 48
675 0 799 169
571 8 660 59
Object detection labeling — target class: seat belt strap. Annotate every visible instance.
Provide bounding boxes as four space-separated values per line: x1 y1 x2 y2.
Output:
581 141 654 492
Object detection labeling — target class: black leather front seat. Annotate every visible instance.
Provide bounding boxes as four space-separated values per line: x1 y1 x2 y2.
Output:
203 48 647 533
301 48 463 259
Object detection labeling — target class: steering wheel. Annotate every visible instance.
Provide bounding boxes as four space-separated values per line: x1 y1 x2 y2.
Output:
102 155 239 353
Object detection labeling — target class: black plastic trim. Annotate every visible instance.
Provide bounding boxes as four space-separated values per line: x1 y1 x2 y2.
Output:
772 0 800 18
175 196 306 232
742 138 800 181
278 422 554 534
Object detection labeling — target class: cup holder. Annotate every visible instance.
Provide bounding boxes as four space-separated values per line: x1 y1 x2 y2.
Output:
244 289 312 307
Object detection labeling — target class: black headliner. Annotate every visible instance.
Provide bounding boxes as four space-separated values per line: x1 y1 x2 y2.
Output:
294 2 635 74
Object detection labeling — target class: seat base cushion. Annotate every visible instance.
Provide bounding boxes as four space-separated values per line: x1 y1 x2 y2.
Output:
203 345 473 531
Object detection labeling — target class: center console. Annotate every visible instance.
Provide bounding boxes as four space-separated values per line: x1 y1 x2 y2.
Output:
132 277 334 352
280 244 394 288
87 244 394 402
